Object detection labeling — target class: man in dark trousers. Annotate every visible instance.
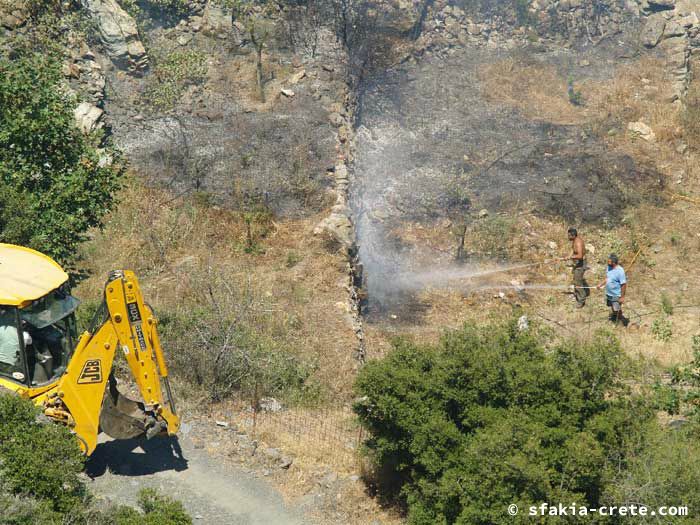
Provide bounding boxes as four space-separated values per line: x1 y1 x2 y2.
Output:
598 253 628 326
563 227 587 308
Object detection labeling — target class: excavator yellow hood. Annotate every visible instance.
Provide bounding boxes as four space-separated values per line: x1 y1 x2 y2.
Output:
0 244 68 306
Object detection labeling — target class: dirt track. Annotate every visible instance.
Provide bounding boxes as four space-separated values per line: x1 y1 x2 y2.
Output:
86 424 309 525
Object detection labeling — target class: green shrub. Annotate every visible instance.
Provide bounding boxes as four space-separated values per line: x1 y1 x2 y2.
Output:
0 395 193 523
285 251 303 268
158 267 319 403
567 75 584 106
0 51 122 266
0 491 63 524
661 293 674 316
0 394 85 512
354 320 651 525
664 335 700 418
162 308 318 402
652 381 681 415
604 421 700 524
145 49 208 110
651 317 672 341
103 488 192 525
470 215 516 258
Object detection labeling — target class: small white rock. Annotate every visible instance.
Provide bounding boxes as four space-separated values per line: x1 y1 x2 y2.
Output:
627 121 656 142
517 315 529 331
281 88 295 97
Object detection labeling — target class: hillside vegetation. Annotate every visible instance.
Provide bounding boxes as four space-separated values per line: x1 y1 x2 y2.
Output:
356 318 700 524
0 49 122 266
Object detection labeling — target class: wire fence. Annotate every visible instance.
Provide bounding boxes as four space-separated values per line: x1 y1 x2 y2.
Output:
232 401 365 470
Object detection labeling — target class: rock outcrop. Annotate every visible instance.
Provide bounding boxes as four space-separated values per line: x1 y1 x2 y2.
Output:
0 0 28 29
314 164 354 249
74 101 104 134
628 121 657 141
81 0 148 73
639 0 700 103
61 40 107 105
642 14 667 46
375 0 423 34
529 0 635 41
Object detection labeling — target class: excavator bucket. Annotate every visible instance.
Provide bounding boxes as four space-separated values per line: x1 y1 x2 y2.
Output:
99 374 151 440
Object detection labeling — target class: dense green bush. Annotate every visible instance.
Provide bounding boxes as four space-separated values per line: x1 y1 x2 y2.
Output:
354 319 653 524
654 335 700 417
0 492 65 524
0 51 122 266
0 394 85 512
604 421 700 524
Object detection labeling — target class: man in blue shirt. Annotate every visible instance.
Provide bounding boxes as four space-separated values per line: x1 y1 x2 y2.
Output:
597 253 628 326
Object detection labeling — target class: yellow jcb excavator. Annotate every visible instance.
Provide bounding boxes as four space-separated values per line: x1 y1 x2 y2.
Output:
0 243 179 455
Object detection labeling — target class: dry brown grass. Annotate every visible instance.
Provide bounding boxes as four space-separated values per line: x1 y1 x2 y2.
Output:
76 178 359 401
479 55 668 122
362 55 690 370
212 50 298 112
479 56 685 167
185 401 403 525
479 56 594 126
77 178 404 523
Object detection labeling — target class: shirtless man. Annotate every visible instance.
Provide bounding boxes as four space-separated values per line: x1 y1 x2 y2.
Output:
562 227 587 307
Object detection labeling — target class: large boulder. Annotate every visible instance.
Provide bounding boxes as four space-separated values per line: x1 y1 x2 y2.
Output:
314 206 354 249
627 121 656 141
375 0 423 35
80 0 148 73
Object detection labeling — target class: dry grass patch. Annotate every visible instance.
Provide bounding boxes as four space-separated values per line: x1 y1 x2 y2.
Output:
76 178 359 402
479 55 684 156
479 55 595 125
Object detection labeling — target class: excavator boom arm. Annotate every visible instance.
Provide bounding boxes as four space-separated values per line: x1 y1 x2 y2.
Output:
36 271 179 455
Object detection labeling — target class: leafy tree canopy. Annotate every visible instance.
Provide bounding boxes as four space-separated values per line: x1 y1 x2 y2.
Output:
0 50 122 266
354 318 654 525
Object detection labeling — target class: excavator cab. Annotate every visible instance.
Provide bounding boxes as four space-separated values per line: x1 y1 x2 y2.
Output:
0 283 80 386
